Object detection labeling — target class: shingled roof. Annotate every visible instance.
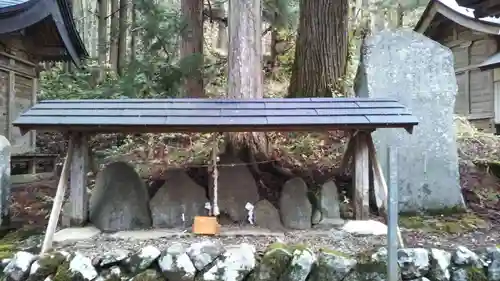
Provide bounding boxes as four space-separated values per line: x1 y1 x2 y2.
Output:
13 98 419 134
0 0 87 65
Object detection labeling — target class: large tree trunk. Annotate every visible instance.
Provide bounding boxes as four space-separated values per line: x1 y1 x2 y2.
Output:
181 0 205 98
117 0 128 74
109 0 119 71
288 0 349 98
226 0 268 160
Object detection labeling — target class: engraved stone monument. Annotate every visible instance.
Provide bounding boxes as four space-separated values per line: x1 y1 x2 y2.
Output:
355 29 465 212
0 136 10 225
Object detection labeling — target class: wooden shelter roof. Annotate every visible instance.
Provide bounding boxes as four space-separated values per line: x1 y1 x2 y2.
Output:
456 0 500 17
0 0 87 65
414 0 500 35
13 98 419 134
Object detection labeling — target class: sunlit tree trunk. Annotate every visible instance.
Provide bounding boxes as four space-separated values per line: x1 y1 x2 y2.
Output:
226 0 268 159
109 0 119 70
98 0 108 80
117 0 128 74
129 3 136 63
181 0 204 98
288 0 349 97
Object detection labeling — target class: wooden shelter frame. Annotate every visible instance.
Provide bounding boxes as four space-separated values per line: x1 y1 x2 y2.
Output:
12 98 417 253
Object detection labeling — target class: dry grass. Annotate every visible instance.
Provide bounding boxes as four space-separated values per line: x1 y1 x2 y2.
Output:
455 116 500 163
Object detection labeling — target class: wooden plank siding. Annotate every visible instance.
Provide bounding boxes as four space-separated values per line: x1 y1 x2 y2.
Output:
0 38 38 155
438 21 499 133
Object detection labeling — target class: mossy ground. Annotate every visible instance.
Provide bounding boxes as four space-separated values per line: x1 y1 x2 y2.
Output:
0 227 40 260
399 212 489 234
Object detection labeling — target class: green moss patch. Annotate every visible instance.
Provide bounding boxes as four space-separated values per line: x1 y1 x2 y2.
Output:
27 252 66 281
399 212 489 234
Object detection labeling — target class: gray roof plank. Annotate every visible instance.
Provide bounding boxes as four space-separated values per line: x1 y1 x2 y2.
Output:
13 98 419 132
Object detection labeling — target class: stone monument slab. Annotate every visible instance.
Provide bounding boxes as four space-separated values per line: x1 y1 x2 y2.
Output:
355 29 465 213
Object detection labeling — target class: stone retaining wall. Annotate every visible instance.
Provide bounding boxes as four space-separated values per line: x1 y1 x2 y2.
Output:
1 242 499 281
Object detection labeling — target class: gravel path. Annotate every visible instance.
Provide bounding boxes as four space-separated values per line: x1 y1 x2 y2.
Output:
24 225 496 260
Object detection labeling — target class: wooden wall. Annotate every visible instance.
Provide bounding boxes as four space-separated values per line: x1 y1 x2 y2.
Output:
0 36 38 155
433 19 498 132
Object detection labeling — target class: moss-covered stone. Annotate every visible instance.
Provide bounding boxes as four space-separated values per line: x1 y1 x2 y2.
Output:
53 261 71 281
278 247 315 281
130 269 164 281
27 252 66 281
308 249 356 281
248 243 293 281
466 265 488 281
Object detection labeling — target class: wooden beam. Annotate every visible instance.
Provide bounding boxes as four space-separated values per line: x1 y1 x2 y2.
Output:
68 133 89 226
366 134 405 247
339 131 357 173
6 62 15 140
353 131 370 220
40 136 74 254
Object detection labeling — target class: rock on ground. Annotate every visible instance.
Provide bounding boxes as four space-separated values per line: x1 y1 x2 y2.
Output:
341 220 387 236
253 199 284 231
127 245 161 274
279 248 316 281
308 250 356 281
89 161 152 231
212 154 259 222
150 169 207 228
249 243 292 281
318 181 341 221
186 240 224 271
201 243 256 281
279 177 312 230
158 242 196 281
397 248 430 279
3 251 37 281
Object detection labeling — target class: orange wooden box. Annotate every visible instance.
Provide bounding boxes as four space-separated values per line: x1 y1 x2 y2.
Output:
192 216 220 235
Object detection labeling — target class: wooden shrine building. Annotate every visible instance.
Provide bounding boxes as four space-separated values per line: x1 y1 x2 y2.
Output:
0 0 87 170
415 0 500 133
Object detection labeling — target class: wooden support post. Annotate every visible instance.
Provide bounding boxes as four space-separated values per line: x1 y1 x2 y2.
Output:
41 136 75 254
6 68 14 140
339 131 357 173
366 134 404 248
211 133 219 216
353 131 370 220
68 133 89 226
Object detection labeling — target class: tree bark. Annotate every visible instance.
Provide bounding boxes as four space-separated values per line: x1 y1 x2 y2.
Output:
117 0 128 74
181 0 205 98
214 2 227 51
109 0 119 71
288 0 349 98
98 0 108 80
227 0 268 160
129 3 136 63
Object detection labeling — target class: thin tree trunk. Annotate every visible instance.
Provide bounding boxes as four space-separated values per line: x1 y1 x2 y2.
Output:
98 0 108 80
226 0 268 159
288 0 349 98
109 0 119 71
181 0 204 98
117 0 128 74
129 3 136 63
214 2 227 51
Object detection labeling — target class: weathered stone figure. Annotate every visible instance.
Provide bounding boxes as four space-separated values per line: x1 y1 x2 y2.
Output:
89 161 152 231
355 30 465 212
